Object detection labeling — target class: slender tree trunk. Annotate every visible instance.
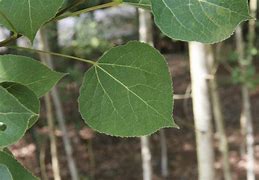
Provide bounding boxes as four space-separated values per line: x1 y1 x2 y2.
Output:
139 8 153 180
43 94 61 180
245 2 257 179
39 27 80 180
242 85 255 180
235 0 257 176
189 42 215 180
160 129 169 178
39 28 61 180
236 27 247 157
207 46 232 180
39 141 48 180
141 137 152 180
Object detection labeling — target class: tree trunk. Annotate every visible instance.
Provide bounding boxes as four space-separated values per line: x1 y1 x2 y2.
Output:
207 46 232 180
160 129 169 178
39 27 80 180
245 1 257 179
235 4 256 177
189 42 215 180
43 94 61 180
138 8 153 180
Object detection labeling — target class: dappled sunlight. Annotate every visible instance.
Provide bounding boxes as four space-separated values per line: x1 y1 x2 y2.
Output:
12 144 36 158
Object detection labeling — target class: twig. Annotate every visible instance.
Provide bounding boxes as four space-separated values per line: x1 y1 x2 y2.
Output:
53 1 121 21
0 34 21 47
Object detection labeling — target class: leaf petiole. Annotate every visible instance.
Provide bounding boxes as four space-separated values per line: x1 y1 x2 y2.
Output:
8 46 97 66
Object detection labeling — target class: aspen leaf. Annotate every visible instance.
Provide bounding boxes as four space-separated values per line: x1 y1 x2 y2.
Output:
0 55 65 97
0 151 38 180
0 0 64 41
79 41 176 137
1 82 40 129
0 86 35 147
151 0 251 43
0 164 13 180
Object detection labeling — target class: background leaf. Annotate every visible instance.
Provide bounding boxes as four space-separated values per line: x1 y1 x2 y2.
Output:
79 41 176 137
0 86 34 147
151 0 251 43
0 0 64 41
0 151 38 180
0 55 65 97
0 164 13 180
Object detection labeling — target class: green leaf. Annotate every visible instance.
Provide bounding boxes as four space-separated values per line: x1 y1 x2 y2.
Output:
1 82 40 129
79 41 176 137
123 0 151 9
0 0 64 41
2 148 13 157
0 164 13 180
0 151 38 180
151 0 251 43
0 86 35 147
0 55 65 97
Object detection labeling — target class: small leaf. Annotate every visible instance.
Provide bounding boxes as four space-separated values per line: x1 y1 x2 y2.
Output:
0 151 38 180
0 86 35 147
0 0 64 41
123 0 151 9
0 164 13 180
79 41 176 137
1 82 40 129
151 0 251 43
0 55 65 97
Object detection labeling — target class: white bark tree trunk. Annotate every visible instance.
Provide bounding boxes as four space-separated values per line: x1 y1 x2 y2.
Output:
43 94 61 180
160 129 169 178
235 23 256 180
139 8 153 180
39 28 80 180
189 42 215 180
245 1 257 179
38 29 61 180
207 46 232 180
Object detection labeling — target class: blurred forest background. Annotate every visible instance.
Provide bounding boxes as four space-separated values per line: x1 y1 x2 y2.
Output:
0 0 259 180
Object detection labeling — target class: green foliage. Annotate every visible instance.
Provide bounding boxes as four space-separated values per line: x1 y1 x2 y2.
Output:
0 54 64 148
0 164 13 180
70 15 112 58
151 0 251 43
1 83 40 128
232 65 258 89
0 55 65 97
0 86 35 147
79 41 175 136
0 0 64 41
0 151 38 180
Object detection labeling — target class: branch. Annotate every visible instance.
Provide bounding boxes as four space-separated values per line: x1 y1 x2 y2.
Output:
53 1 121 21
0 33 21 47
55 0 85 17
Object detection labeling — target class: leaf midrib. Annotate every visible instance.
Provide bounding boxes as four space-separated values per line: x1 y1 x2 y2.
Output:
27 0 34 37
